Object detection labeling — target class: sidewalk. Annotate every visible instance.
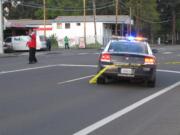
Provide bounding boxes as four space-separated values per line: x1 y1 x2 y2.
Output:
0 53 19 58
49 47 100 53
0 48 100 58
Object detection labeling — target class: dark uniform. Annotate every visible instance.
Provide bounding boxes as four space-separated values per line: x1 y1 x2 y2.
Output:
46 38 51 51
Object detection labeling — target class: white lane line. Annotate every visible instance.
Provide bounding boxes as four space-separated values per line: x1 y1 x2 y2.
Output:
57 75 94 85
58 64 97 68
162 52 173 54
78 53 89 55
0 64 58 75
73 81 180 135
0 64 96 75
0 63 180 75
157 69 180 74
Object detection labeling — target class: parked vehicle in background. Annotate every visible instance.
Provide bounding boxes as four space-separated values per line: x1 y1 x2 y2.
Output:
3 35 47 52
36 35 47 50
3 37 14 53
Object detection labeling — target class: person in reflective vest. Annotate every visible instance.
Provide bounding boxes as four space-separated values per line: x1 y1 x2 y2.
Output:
64 36 70 49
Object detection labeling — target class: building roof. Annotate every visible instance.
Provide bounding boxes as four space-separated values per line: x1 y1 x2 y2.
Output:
55 15 131 24
5 15 132 28
5 19 53 28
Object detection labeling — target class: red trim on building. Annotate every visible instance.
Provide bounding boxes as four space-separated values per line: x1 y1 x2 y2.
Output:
33 28 52 31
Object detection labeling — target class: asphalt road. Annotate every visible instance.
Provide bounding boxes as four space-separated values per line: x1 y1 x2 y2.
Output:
0 46 180 135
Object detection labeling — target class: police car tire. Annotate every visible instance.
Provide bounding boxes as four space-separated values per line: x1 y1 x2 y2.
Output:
97 76 106 84
147 78 156 88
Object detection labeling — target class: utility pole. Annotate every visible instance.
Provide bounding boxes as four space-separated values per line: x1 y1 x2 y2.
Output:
83 0 86 47
115 0 119 36
136 1 140 36
92 0 97 45
172 9 176 45
43 0 46 38
0 0 4 54
129 7 132 36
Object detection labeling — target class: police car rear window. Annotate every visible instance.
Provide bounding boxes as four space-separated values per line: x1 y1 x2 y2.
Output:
108 42 148 54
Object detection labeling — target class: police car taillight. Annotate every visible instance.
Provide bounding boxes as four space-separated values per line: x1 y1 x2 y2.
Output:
144 57 155 65
100 53 111 62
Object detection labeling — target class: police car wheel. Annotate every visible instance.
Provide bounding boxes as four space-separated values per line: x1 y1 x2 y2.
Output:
97 76 106 84
146 78 156 88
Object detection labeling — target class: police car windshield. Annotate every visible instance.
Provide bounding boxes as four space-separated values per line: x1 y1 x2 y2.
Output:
108 41 148 54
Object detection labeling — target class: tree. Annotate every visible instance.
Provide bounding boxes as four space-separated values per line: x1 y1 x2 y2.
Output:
3 0 42 19
4 0 165 44
157 0 180 44
127 0 160 42
35 0 83 19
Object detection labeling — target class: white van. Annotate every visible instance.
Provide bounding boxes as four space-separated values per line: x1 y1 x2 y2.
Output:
4 36 30 51
36 35 47 50
4 35 47 51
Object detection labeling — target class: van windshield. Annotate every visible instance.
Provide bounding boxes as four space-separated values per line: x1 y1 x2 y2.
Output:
39 36 46 41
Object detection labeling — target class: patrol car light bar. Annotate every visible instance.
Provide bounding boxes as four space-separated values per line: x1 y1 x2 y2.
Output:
111 36 148 42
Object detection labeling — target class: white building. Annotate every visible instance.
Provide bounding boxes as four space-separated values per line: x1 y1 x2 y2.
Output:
5 15 132 48
52 15 132 47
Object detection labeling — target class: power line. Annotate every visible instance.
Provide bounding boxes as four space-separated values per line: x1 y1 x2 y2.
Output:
19 2 115 12
18 1 171 24
20 1 115 10
118 0 171 24
139 17 171 24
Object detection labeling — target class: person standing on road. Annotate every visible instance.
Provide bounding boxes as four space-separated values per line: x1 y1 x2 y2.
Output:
64 36 70 49
27 29 37 64
46 38 51 51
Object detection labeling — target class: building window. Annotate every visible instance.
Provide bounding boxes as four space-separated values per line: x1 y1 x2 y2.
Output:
65 23 70 29
76 23 81 26
57 23 62 29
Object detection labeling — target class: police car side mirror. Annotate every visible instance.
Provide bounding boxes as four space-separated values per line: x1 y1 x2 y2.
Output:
99 46 105 51
152 49 158 54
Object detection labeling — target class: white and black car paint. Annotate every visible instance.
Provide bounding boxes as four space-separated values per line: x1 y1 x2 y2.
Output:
98 39 157 87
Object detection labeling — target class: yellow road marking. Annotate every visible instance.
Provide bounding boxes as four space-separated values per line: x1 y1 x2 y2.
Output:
165 61 180 65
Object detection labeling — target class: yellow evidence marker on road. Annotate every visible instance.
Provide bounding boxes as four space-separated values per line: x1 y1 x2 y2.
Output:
89 65 115 84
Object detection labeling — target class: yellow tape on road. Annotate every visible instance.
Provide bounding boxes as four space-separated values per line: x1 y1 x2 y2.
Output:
89 65 114 84
165 61 180 65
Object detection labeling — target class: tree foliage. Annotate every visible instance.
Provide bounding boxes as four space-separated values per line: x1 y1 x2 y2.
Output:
158 0 180 30
4 0 42 19
6 0 180 42
127 0 160 39
35 0 83 19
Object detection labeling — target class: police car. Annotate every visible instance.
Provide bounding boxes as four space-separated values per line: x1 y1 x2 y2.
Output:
97 36 157 87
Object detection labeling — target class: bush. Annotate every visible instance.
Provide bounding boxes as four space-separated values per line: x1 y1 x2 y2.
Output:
85 42 102 49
